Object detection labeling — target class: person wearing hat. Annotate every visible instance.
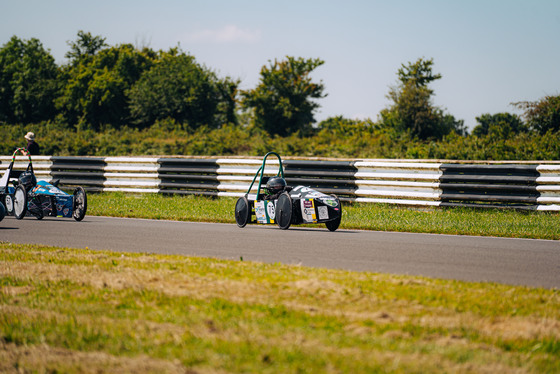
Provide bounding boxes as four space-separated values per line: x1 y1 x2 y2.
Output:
24 132 40 155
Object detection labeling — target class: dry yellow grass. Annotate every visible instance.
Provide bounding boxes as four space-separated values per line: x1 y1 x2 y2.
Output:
1 242 559 373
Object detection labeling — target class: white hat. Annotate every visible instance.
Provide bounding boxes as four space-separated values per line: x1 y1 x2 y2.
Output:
25 132 35 141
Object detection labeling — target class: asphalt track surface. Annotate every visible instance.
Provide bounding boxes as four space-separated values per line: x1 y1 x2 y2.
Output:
1 215 559 289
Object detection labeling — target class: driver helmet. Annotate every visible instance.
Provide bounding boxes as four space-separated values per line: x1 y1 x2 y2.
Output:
18 171 37 190
266 176 286 194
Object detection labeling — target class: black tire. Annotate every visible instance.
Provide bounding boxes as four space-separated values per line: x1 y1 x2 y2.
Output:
33 205 44 220
13 185 27 220
73 186 87 221
325 195 342 232
235 196 250 228
0 201 5 222
275 192 293 230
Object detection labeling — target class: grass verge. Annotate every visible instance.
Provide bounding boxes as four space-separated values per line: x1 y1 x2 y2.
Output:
1 242 559 373
88 192 560 240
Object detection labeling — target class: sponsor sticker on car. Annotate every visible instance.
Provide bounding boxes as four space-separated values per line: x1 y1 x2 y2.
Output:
255 200 275 224
318 205 329 220
301 199 316 223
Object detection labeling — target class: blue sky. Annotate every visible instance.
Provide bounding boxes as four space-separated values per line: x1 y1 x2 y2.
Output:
2 0 559 130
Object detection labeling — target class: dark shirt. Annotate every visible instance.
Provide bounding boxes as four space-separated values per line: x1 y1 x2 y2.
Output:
26 141 40 155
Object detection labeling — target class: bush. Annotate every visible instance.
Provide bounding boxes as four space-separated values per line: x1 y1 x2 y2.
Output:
1 120 559 160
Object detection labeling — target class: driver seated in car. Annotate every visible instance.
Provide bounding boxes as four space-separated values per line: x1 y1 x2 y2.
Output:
17 171 37 191
263 176 291 200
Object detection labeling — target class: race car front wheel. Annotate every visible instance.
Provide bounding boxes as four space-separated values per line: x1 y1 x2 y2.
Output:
13 185 28 220
235 196 250 228
73 186 87 221
275 192 293 230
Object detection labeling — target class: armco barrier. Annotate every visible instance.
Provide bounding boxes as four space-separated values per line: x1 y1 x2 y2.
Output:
1 155 559 210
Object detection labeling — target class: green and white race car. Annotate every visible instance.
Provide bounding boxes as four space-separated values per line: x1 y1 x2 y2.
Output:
234 152 342 231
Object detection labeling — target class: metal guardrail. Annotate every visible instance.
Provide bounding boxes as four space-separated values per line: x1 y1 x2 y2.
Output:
2 155 559 210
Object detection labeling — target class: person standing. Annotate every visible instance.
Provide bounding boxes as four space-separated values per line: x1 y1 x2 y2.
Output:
24 132 40 155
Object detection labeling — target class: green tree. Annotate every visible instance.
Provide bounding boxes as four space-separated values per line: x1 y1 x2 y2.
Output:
65 30 107 65
128 50 237 129
0 36 58 123
397 58 441 90
513 95 560 134
472 113 526 137
57 37 153 128
379 57 465 139
241 56 326 136
214 77 239 126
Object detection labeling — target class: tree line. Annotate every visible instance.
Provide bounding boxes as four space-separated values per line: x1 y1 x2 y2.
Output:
0 32 237 130
1 32 559 158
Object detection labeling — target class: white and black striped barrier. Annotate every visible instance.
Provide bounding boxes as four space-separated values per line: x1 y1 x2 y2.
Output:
1 155 559 211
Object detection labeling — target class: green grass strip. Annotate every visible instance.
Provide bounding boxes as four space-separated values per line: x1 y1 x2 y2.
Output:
1 242 559 373
88 192 560 240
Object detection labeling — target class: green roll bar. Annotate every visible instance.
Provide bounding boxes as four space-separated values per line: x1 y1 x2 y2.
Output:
245 152 284 200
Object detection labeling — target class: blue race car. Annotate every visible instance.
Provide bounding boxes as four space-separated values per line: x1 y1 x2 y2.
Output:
0 148 87 221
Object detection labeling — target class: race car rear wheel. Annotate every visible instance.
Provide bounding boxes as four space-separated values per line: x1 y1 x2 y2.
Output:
235 196 250 228
275 192 293 230
325 194 342 232
0 200 5 222
13 185 27 220
73 186 87 221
